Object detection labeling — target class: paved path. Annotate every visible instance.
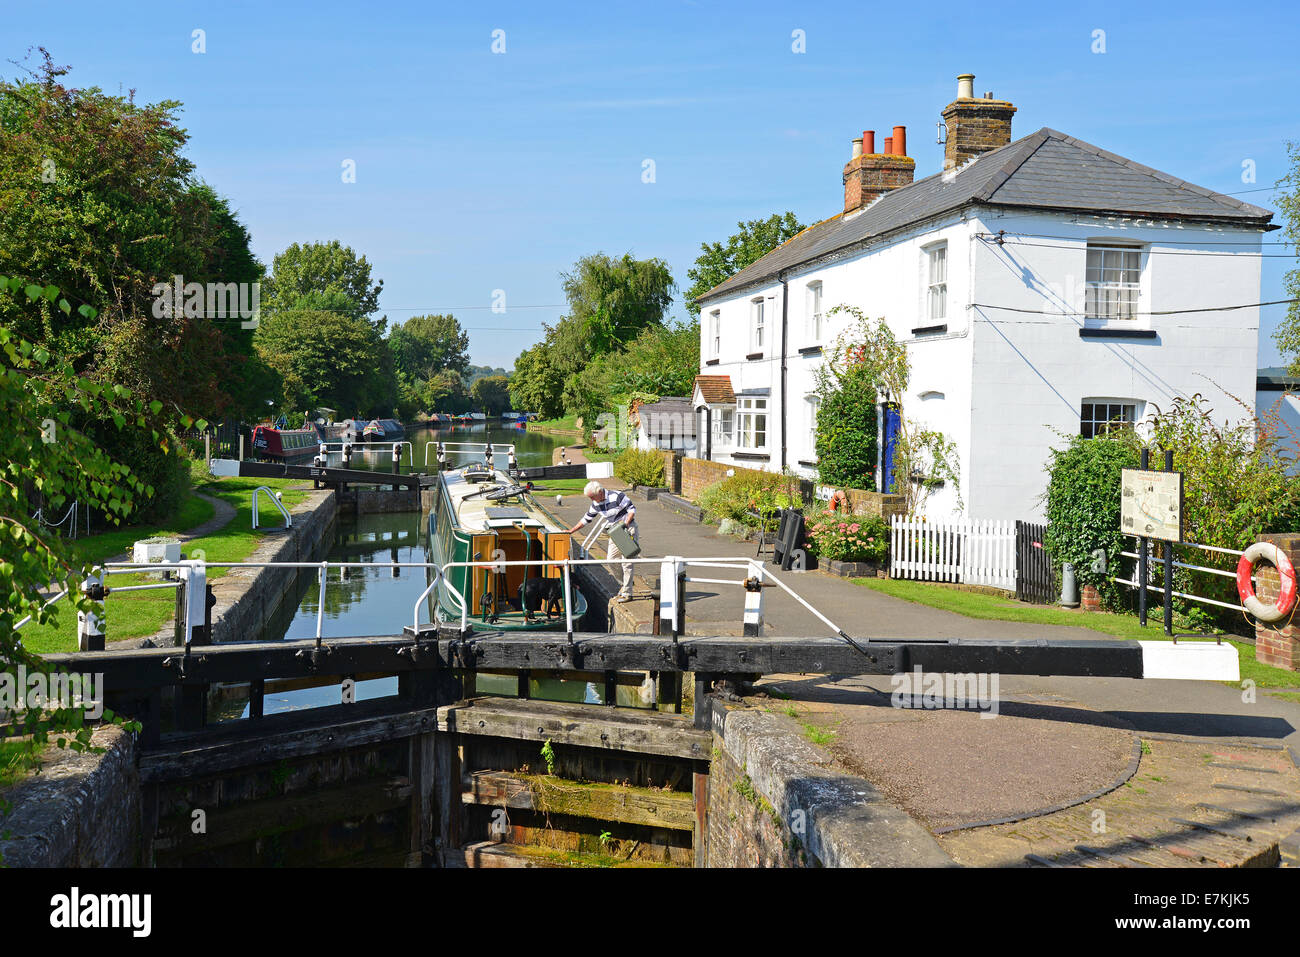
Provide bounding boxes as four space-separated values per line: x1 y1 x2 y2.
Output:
101 491 235 564
556 486 1300 852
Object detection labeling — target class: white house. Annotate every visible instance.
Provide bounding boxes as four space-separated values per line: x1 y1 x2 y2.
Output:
692 73 1275 521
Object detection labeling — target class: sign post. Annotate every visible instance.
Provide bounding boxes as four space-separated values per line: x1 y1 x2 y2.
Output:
1121 454 1184 636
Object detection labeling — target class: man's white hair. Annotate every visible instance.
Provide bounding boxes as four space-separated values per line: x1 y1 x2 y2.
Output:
583 480 602 498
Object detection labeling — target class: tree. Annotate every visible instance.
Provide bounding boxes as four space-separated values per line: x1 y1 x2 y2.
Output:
509 344 566 419
1272 141 1300 373
389 314 470 381
1 286 171 667
684 212 807 315
254 308 390 416
566 320 700 432
471 375 511 415
263 241 384 328
560 252 676 355
0 51 263 521
814 363 878 490
423 369 471 414
816 306 961 514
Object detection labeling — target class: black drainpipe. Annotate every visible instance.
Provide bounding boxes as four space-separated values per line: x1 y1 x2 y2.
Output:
779 272 789 473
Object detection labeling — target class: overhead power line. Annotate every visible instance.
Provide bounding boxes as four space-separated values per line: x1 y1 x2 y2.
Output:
971 298 1299 317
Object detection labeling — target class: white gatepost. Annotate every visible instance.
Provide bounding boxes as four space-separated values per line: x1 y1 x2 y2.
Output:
743 563 765 637
77 567 105 651
181 559 208 646
659 556 684 637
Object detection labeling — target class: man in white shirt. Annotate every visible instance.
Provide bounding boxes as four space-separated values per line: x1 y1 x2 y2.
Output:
566 481 638 602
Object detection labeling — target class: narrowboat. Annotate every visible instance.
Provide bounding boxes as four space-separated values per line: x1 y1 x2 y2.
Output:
250 424 320 463
361 418 406 442
425 457 587 629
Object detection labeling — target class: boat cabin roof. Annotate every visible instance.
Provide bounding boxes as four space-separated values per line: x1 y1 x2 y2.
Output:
443 465 562 532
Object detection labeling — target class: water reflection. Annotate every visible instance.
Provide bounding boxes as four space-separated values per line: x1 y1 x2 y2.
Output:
345 425 564 472
235 504 641 718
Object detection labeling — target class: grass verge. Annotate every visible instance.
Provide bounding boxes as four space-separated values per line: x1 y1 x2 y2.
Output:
853 577 1298 689
18 473 312 655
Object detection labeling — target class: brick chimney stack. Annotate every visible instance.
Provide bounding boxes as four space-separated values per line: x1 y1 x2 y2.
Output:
842 125 915 214
941 73 1016 171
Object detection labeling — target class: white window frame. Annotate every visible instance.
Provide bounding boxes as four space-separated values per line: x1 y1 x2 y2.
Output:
736 396 768 451
806 281 823 343
750 298 766 353
925 243 947 322
711 406 735 447
709 309 721 358
806 394 821 449
1080 399 1139 439
1085 243 1142 321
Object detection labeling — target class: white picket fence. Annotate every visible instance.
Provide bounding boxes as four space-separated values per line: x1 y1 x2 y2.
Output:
889 516 1016 590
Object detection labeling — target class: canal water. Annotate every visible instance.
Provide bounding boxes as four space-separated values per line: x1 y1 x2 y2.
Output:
239 425 639 717
345 424 568 472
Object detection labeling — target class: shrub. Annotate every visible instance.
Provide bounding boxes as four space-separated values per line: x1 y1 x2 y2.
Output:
697 469 803 526
1042 433 1140 602
613 447 666 487
805 512 889 563
814 363 877 490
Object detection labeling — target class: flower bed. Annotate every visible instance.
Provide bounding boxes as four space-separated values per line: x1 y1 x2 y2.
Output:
804 511 889 564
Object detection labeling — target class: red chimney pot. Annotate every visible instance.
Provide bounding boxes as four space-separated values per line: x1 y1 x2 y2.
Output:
893 125 907 157
863 130 875 154
883 136 894 155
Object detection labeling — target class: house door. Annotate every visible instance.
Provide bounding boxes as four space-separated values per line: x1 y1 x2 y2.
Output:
882 404 902 493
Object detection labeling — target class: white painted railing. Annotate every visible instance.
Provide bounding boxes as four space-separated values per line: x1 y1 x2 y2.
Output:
889 517 1015 590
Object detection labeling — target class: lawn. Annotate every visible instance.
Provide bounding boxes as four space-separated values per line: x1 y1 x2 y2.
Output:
853 577 1298 689
18 472 312 655
527 414 581 433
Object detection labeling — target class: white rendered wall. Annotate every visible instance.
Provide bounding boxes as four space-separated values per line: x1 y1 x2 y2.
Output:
966 209 1264 521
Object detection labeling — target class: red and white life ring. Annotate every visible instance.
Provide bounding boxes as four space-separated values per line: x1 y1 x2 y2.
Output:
1236 542 1298 623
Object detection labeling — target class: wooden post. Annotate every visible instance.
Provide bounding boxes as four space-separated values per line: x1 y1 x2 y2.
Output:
655 670 682 714
693 673 714 730
408 730 436 866
692 761 710 868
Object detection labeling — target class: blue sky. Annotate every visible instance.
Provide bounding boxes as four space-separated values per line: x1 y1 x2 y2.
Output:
8 0 1299 368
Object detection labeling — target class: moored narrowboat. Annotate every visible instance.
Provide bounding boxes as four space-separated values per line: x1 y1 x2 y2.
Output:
361 418 406 442
425 457 586 629
250 425 320 463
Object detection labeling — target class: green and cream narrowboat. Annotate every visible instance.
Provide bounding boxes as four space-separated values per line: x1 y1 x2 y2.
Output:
426 461 586 629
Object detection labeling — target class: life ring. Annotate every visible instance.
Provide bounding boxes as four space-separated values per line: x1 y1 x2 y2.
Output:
829 489 849 512
1236 542 1297 623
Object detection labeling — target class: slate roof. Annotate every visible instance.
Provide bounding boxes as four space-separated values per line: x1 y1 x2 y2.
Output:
636 397 697 437
693 375 736 405
697 127 1274 304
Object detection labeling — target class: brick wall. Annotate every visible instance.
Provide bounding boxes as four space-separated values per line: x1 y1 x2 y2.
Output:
1255 533 1300 671
707 734 811 867
680 457 904 520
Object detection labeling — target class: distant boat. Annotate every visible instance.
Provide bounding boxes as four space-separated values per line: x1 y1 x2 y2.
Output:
361 418 406 442
251 425 319 463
